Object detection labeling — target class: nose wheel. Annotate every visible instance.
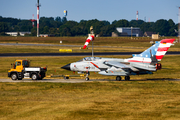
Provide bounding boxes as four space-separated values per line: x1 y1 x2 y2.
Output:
85 72 90 81
85 77 89 81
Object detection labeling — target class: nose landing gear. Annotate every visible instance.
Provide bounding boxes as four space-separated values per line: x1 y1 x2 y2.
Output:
85 72 90 81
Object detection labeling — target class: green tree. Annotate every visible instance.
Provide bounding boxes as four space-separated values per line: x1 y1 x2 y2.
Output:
60 27 71 36
71 26 83 36
14 25 20 32
55 16 61 22
0 22 9 33
114 19 129 27
100 25 115 36
49 28 56 35
17 20 32 31
154 19 170 36
140 22 155 32
78 20 88 35
168 19 176 36
112 20 117 25
31 27 37 36
129 20 144 27
93 21 105 34
62 17 67 24
59 21 78 36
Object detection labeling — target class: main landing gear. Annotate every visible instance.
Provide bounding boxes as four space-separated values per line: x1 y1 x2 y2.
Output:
116 76 130 81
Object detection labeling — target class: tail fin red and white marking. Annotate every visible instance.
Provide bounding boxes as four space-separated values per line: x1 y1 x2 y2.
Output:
125 39 175 63
83 35 94 49
156 39 174 61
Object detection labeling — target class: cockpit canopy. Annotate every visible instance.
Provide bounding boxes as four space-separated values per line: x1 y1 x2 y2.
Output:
78 57 102 62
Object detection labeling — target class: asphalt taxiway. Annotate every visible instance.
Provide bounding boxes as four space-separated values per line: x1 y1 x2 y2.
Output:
0 78 179 83
0 51 180 57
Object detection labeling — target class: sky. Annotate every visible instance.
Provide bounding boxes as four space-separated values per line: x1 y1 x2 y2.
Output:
0 0 179 23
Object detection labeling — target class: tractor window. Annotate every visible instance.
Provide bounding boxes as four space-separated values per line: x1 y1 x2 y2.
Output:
17 62 21 66
22 60 29 67
14 62 18 69
14 61 21 69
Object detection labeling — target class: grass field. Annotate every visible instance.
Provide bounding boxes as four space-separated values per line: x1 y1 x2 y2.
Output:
0 36 179 53
1 81 180 119
0 37 180 119
0 45 147 53
0 36 157 45
0 36 178 45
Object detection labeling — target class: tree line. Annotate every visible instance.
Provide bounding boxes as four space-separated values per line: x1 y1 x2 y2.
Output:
0 16 178 36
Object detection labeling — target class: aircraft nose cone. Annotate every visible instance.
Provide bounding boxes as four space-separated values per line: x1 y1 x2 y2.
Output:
61 63 71 71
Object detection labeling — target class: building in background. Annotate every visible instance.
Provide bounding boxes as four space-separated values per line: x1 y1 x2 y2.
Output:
116 27 142 37
143 31 156 37
5 32 31 36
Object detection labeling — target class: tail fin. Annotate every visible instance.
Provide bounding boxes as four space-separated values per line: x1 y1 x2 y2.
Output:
155 39 174 61
126 39 175 63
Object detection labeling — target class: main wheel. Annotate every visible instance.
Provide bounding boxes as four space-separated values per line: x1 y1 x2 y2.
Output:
11 73 17 80
32 74 38 80
85 77 89 81
116 76 121 81
64 76 69 79
125 76 130 81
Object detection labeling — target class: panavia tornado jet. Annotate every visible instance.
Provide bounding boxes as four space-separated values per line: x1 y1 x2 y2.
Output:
61 39 175 81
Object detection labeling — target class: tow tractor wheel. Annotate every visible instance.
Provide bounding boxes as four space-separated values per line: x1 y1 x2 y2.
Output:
116 76 121 81
32 74 38 80
125 76 130 81
85 77 89 81
11 73 17 80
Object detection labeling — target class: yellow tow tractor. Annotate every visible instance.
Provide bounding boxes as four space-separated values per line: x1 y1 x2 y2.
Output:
8 60 47 80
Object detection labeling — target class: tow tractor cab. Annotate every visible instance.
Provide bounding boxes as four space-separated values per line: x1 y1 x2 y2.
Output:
8 60 47 80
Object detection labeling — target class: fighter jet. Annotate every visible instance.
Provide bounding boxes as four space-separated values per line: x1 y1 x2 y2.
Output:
61 39 175 81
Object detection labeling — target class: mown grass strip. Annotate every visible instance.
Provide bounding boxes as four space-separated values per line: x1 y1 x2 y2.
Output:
0 81 180 119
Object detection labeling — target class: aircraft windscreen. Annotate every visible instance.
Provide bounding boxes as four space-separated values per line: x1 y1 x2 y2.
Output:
83 57 102 61
77 57 102 62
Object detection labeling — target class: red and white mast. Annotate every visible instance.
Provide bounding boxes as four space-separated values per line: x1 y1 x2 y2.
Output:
136 11 139 20
37 0 40 37
30 14 36 27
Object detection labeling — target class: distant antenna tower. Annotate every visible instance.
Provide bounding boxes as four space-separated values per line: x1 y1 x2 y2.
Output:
30 14 36 27
136 11 139 20
37 0 41 37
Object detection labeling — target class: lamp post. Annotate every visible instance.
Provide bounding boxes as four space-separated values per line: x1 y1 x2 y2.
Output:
90 26 94 57
131 26 133 39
